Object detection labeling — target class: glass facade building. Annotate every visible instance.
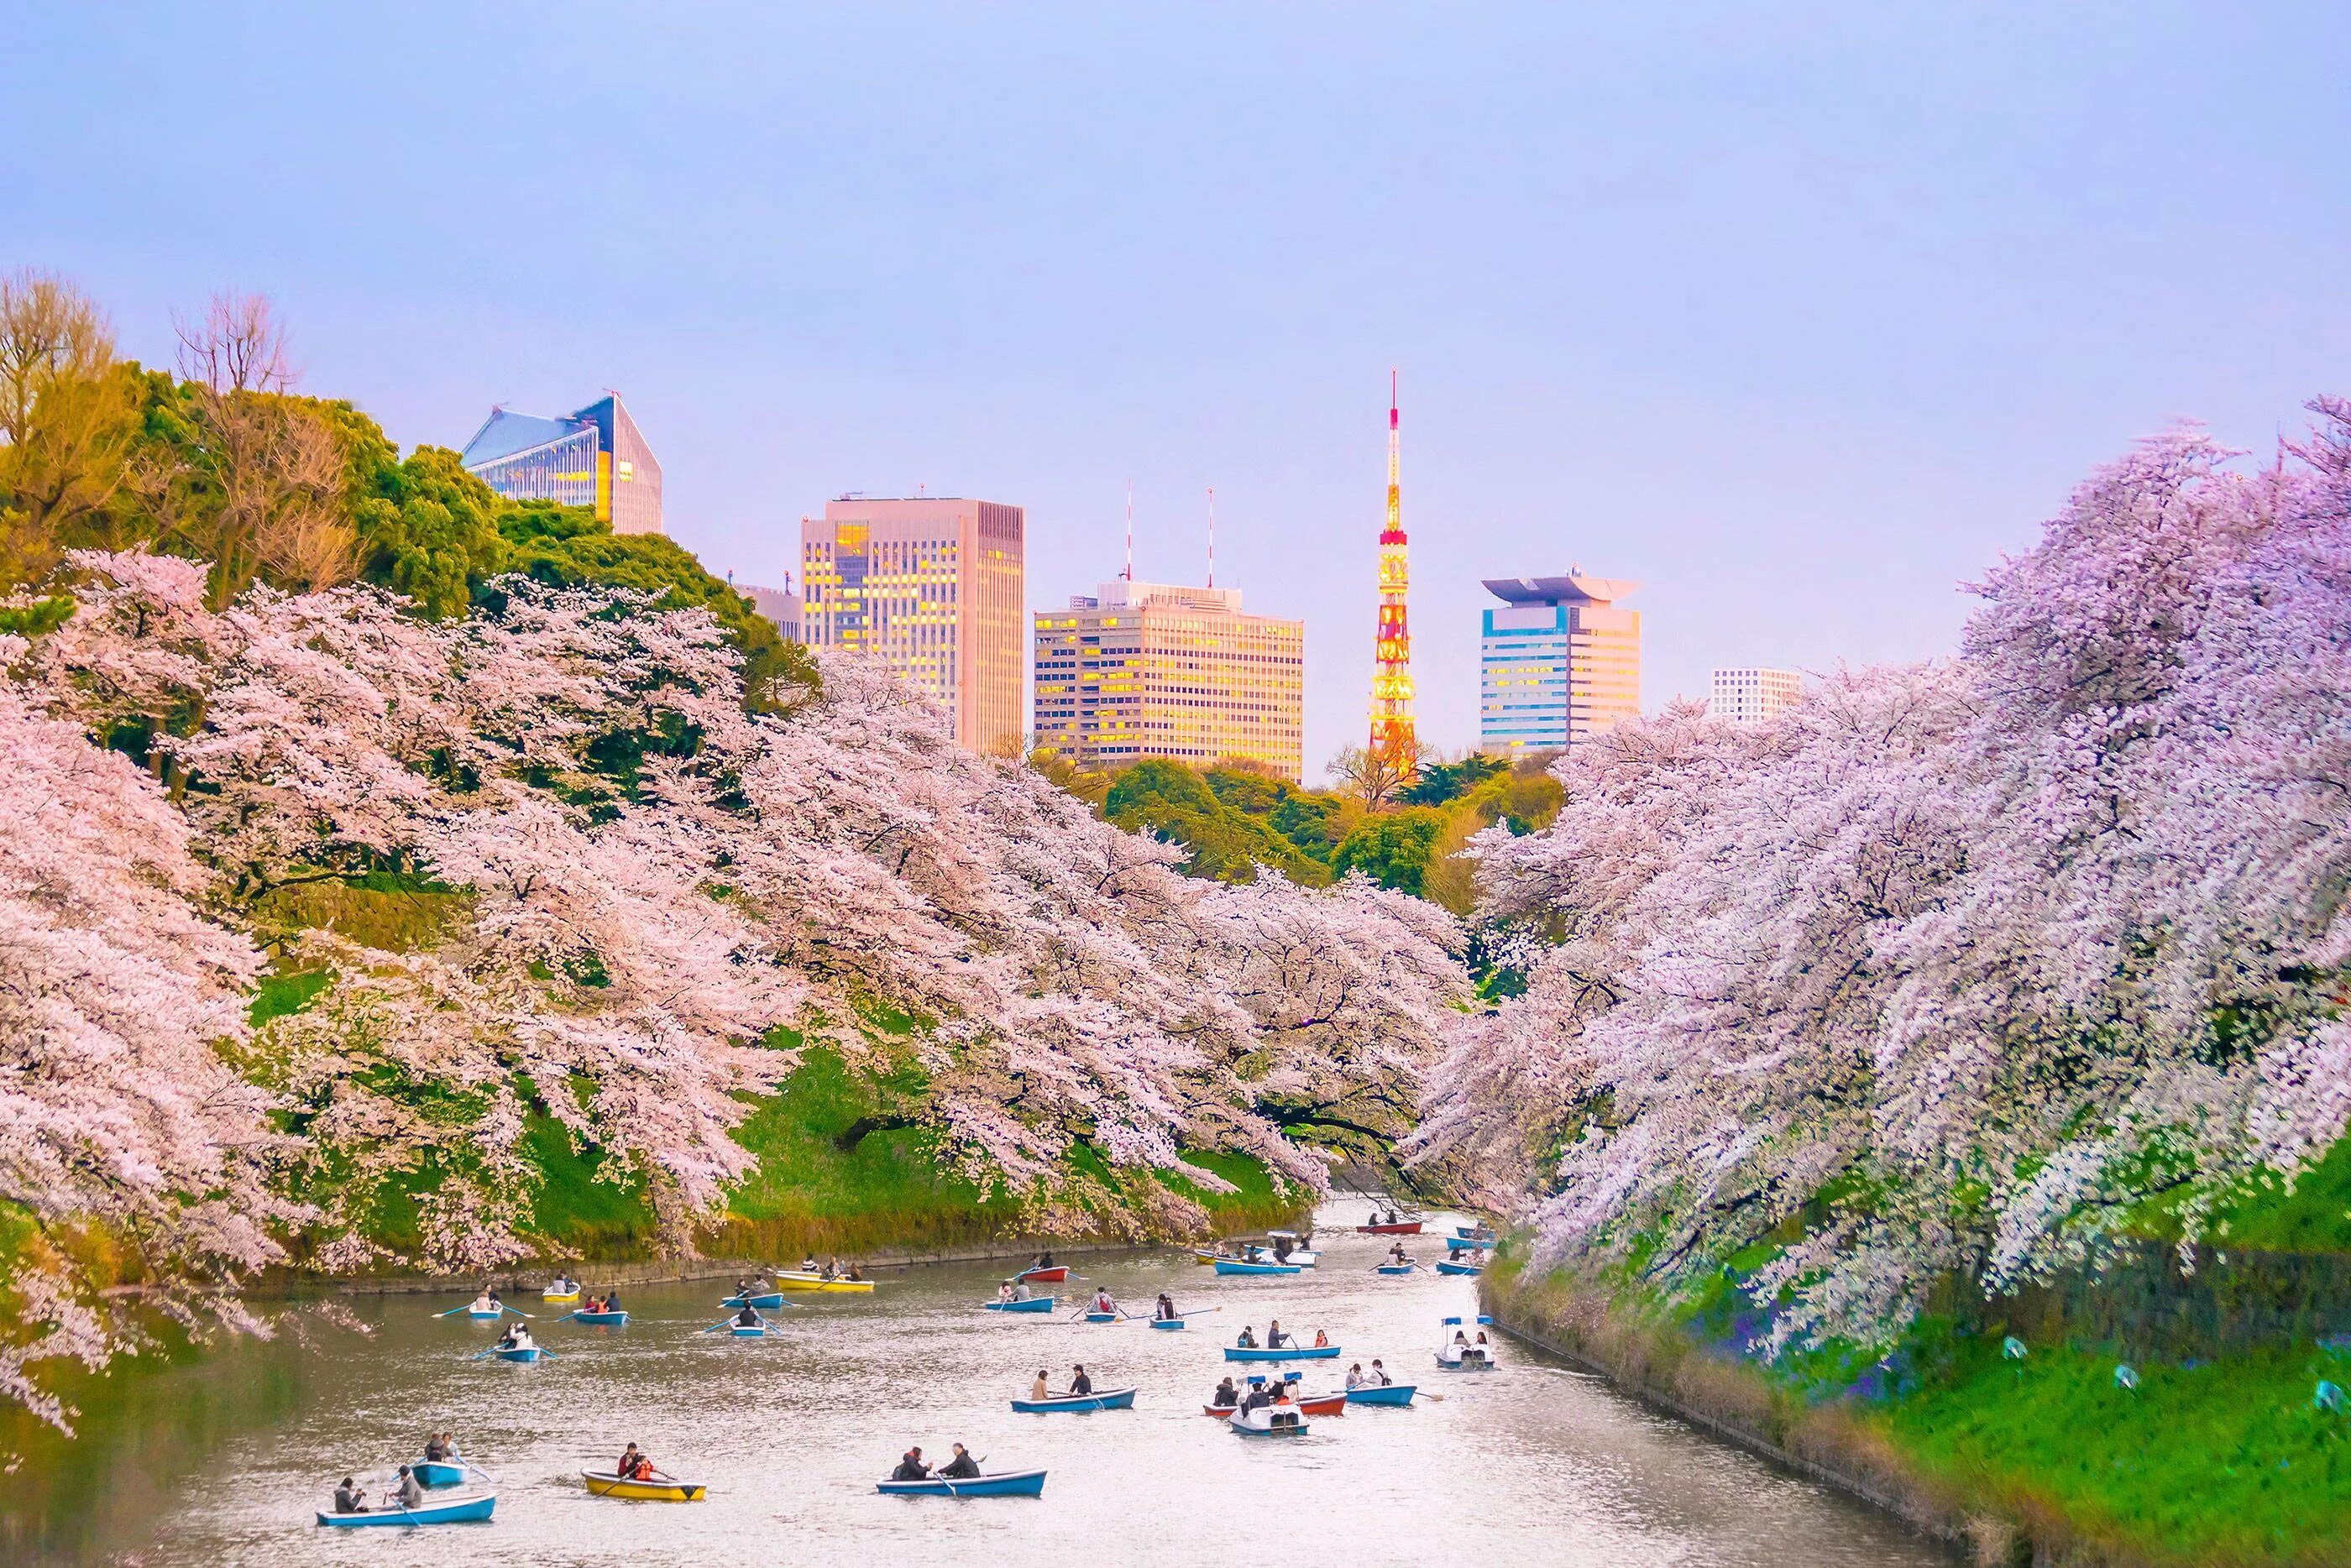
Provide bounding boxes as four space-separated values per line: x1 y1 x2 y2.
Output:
800 498 1025 754
458 394 664 535
1479 573 1642 755
1034 578 1305 781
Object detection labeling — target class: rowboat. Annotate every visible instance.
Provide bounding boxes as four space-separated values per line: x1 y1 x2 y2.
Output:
1149 1317 1186 1330
317 1492 495 1526
1444 1235 1494 1253
721 1291 786 1309
1375 1263 1416 1276
466 1308 504 1320
1296 1392 1347 1417
877 1468 1047 1497
730 1323 767 1338
1224 1344 1339 1362
1213 1259 1300 1277
1346 1382 1417 1406
1010 1386 1136 1413
1454 1224 1498 1241
982 1296 1055 1314
1356 1220 1422 1235
1082 1310 1119 1323
412 1460 465 1488
542 1288 580 1303
571 1309 629 1325
1016 1264 1068 1283
1228 1404 1310 1438
1192 1248 1224 1265
1203 1403 1238 1417
776 1271 876 1293
584 1470 706 1501
494 1345 548 1363
1435 1260 1484 1277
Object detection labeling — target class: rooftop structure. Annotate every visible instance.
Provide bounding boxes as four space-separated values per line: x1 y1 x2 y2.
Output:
1479 568 1642 755
458 393 663 535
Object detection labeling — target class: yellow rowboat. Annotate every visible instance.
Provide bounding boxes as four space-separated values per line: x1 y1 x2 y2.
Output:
774 1271 875 1293
584 1471 705 1502
1193 1249 1221 1265
542 1291 580 1303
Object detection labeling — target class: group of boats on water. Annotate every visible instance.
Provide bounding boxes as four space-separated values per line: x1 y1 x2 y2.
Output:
314 1210 1500 1525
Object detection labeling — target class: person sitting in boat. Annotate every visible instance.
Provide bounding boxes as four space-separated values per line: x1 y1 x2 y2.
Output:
891 1446 931 1482
1092 1288 1116 1315
1369 1358 1392 1385
422 1433 449 1462
1265 1319 1291 1349
332 1477 368 1513
495 1324 521 1350
1037 1249 1055 1268
630 1453 657 1482
1235 1325 1258 1348
1313 1328 1329 1348
1155 1292 1176 1321
1213 1375 1239 1408
846 1263 865 1281
616 1442 644 1477
1453 1329 1469 1346
1241 1381 1269 1413
802 1254 819 1273
602 1289 622 1311
821 1255 840 1280
1272 1236 1293 1262
1013 1279 1034 1301
468 1288 496 1315
1389 1241 1410 1265
939 1443 982 1480
1069 1363 1093 1397
997 1281 1018 1304
1031 1368 1051 1401
1345 1362 1366 1389
395 1465 425 1510
734 1303 762 1328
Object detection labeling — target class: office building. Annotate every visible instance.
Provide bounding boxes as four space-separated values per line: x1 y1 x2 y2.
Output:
1479 571 1642 755
1711 666 1803 724
458 393 664 534
1034 578 1305 781
741 582 802 643
799 497 1024 753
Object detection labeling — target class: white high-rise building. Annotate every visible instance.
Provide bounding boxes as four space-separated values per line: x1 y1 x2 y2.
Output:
1710 666 1803 724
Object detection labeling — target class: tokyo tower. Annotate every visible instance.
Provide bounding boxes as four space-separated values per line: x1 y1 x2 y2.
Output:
1369 371 1416 774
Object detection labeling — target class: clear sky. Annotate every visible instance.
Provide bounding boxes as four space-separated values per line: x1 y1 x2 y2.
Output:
12 3 2350 767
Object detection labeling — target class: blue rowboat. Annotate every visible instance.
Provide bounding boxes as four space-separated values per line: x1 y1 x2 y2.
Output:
1444 1235 1492 1252
1345 1383 1417 1406
982 1296 1055 1314
1213 1260 1300 1277
1375 1264 1416 1276
1010 1386 1137 1413
412 1460 466 1487
721 1291 786 1309
731 1324 767 1338
317 1492 495 1526
1224 1344 1340 1362
466 1309 503 1320
1149 1317 1186 1330
877 1468 1047 1497
1435 1260 1484 1277
1082 1310 1119 1323
494 1346 547 1363
572 1309 628 1325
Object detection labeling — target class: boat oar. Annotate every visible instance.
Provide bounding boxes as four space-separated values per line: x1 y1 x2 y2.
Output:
501 1305 534 1320
549 1310 580 1325
696 1319 737 1334
432 1304 478 1318
466 1347 499 1362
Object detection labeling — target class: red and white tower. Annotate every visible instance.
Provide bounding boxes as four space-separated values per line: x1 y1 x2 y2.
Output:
1369 371 1416 774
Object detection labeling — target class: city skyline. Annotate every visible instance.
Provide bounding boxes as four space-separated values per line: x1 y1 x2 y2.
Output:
17 5 2351 766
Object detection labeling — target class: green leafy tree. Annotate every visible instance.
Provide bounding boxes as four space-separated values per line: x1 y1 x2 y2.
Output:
1331 807 1447 896
1103 759 1333 885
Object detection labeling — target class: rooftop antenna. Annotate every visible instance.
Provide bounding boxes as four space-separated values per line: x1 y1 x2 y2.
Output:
1207 485 1217 588
1125 480 1134 582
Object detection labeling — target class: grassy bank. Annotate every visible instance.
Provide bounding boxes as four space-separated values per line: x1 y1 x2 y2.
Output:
1485 1254 2351 1567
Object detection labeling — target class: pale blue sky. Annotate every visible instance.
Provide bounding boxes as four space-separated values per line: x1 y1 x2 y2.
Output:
11 3 2349 766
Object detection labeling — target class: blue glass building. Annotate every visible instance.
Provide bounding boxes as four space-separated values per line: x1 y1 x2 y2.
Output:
458 393 664 535
1479 572 1642 755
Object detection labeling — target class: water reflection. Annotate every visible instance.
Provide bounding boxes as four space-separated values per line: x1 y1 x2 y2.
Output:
5 1210 1955 1566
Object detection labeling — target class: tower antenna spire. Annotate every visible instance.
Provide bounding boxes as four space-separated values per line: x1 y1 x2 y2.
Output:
1207 486 1217 588
1125 481 1134 582
1368 369 1416 777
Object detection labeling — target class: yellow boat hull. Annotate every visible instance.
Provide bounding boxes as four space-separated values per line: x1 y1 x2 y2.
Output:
775 1272 875 1293
542 1293 579 1303
584 1471 704 1502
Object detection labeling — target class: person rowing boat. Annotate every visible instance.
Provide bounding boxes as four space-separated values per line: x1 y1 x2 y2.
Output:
1265 1319 1292 1349
1068 1363 1094 1397
939 1443 982 1479
466 1288 496 1315
1091 1288 1117 1315
1345 1362 1367 1389
733 1303 762 1328
496 1323 533 1351
394 1465 425 1509
1154 1292 1177 1321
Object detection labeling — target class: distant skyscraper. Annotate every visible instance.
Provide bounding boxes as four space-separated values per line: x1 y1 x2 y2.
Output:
742 581 802 643
1711 666 1802 724
1367 375 1416 773
1479 572 1642 755
799 497 1025 753
458 393 664 534
1034 578 1304 781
